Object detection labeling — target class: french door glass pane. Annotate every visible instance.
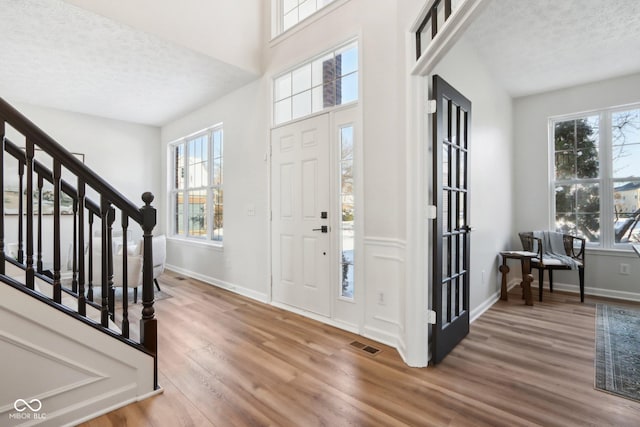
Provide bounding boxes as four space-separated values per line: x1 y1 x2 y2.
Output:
443 236 450 277
442 282 449 324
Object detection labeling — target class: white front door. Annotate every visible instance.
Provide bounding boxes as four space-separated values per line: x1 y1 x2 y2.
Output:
271 114 331 316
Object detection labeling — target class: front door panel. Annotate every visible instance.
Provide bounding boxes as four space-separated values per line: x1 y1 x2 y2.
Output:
272 114 330 316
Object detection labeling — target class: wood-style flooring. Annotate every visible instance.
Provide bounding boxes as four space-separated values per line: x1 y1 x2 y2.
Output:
81 272 640 426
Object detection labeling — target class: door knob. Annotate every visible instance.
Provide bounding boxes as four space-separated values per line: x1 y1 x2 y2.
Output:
312 226 328 233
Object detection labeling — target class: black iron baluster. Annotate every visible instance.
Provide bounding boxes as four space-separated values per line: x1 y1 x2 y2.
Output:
77 178 86 316
107 207 115 321
100 197 110 327
0 121 5 275
25 140 34 290
36 174 43 274
71 196 78 293
52 159 61 303
121 214 129 338
17 155 24 264
87 211 94 302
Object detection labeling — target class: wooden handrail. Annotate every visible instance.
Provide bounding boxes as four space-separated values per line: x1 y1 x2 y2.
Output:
0 97 142 224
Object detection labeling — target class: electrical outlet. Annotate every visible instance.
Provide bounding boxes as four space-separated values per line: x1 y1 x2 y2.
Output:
378 292 385 305
620 263 630 275
481 270 485 284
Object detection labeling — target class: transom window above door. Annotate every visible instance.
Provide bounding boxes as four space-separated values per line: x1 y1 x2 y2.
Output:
273 41 358 126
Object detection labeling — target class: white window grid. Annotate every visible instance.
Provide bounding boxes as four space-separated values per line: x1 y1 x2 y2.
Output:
550 104 640 249
170 125 224 243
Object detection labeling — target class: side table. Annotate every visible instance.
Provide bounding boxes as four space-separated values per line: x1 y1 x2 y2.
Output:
499 250 537 306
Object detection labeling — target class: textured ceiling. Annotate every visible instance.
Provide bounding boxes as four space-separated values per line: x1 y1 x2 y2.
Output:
464 0 640 97
0 0 257 126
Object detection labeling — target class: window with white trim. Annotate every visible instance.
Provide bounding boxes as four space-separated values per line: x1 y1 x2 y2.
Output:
551 105 640 248
273 41 358 125
170 125 223 242
278 0 336 34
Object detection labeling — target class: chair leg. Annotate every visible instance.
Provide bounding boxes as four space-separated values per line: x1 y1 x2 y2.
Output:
539 269 544 302
579 266 585 302
154 278 161 292
134 287 138 304
548 269 554 293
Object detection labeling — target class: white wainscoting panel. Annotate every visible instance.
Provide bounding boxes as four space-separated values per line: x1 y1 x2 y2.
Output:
0 284 157 426
362 237 406 348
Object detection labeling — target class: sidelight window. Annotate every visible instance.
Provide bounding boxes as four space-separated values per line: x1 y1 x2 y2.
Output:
339 124 354 299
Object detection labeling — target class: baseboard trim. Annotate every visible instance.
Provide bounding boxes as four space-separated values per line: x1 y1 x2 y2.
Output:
66 386 163 427
269 301 360 334
470 290 501 323
531 281 640 303
362 325 399 349
165 264 269 303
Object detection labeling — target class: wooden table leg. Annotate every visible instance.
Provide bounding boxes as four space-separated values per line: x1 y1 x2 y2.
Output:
499 258 510 301
521 257 533 306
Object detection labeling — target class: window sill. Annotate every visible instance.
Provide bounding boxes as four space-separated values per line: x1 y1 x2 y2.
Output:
167 236 224 252
586 247 638 258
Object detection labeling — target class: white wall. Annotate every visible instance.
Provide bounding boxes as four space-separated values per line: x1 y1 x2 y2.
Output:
431 35 515 311
4 102 161 266
514 73 640 299
160 80 270 302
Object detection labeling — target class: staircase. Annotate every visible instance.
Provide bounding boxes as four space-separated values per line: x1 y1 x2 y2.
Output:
0 97 158 426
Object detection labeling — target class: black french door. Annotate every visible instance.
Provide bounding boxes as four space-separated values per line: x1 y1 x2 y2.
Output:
431 75 472 365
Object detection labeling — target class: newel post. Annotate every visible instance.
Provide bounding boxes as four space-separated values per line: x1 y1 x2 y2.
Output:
140 192 157 359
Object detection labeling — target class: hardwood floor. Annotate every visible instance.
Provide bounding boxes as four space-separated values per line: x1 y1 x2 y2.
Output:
81 272 640 426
